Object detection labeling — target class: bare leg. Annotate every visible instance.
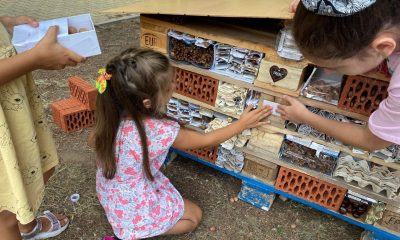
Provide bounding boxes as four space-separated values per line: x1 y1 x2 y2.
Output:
43 167 55 184
0 210 21 240
164 199 202 235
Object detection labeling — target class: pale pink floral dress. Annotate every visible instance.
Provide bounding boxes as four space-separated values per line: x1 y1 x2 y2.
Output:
96 118 184 240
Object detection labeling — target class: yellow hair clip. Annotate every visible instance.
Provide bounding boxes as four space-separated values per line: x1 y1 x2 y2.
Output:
96 68 112 94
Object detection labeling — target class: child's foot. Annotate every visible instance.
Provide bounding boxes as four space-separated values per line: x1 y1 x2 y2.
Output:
20 210 69 239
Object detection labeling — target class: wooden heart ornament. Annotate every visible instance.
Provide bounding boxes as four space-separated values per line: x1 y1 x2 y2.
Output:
270 65 288 82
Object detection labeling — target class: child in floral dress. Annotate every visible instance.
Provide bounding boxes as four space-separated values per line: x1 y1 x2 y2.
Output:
95 48 271 239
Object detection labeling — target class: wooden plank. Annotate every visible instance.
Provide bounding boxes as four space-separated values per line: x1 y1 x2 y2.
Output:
253 81 302 97
141 16 309 69
242 146 400 206
375 209 400 234
260 93 275 102
141 21 169 34
105 0 294 20
139 28 167 53
255 59 305 91
259 125 400 171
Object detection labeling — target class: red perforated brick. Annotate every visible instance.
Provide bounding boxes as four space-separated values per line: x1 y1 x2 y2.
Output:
174 68 219 106
185 146 218 164
275 167 347 211
338 75 389 116
68 76 97 110
51 98 95 133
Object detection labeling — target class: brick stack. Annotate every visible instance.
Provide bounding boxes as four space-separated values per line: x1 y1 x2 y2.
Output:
51 76 97 133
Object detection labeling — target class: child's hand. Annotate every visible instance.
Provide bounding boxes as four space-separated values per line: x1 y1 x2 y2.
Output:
289 0 301 13
277 95 311 123
0 16 38 33
31 26 85 70
238 105 272 129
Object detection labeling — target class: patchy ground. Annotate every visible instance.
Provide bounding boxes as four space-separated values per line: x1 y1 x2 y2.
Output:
34 19 362 240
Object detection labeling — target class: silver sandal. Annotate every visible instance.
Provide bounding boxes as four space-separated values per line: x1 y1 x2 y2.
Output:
21 210 69 240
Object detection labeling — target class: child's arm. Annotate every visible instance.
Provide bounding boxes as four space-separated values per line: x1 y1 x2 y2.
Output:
172 106 272 150
277 96 392 151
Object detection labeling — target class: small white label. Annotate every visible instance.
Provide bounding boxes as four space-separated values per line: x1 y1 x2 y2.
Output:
348 190 377 204
310 142 340 157
262 100 280 116
352 148 367 155
286 135 312 147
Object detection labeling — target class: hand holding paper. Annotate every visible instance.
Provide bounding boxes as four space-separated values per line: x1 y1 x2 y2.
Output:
31 26 85 70
12 14 101 58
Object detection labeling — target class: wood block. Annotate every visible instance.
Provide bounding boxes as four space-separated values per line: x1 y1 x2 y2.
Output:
376 205 400 234
247 128 284 154
242 157 279 185
255 59 305 91
140 28 167 53
268 115 285 129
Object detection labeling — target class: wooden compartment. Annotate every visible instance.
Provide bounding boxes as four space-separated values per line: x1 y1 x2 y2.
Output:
140 17 168 53
376 205 400 234
255 59 306 91
242 157 279 185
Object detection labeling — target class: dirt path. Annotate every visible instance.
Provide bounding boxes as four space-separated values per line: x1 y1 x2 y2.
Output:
34 19 362 240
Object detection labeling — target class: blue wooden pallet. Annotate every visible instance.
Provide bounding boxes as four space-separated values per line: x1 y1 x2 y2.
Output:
169 147 400 240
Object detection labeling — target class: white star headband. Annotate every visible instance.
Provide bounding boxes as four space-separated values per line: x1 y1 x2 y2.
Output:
301 0 376 17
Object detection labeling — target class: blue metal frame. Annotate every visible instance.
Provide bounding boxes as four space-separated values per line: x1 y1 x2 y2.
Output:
169 148 400 240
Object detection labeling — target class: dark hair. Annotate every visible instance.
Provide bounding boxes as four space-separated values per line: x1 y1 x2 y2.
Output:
95 48 173 180
293 0 400 59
